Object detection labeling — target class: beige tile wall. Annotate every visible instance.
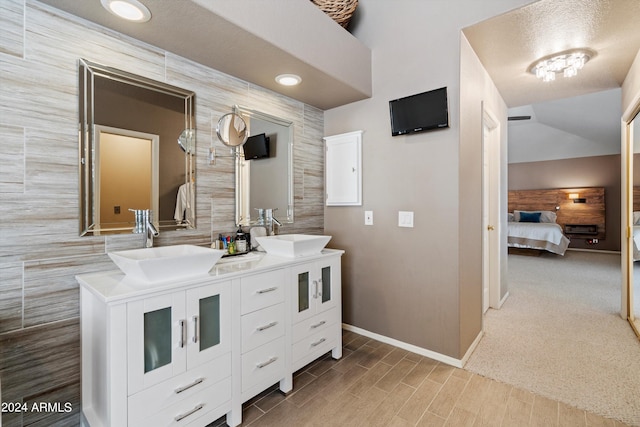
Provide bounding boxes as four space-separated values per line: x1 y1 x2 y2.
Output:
0 1 325 425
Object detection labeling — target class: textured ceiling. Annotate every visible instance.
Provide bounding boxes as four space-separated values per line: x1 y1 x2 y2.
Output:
463 0 640 107
464 0 639 162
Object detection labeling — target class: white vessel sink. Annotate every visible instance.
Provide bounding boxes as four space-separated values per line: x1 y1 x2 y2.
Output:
255 234 331 258
108 245 225 284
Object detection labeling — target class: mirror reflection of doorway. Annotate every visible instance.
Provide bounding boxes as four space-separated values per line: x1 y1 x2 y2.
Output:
95 126 159 231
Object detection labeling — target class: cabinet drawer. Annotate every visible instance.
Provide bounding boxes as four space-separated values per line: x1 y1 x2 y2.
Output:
240 269 286 314
242 336 285 392
292 307 338 344
241 303 285 353
292 327 338 366
130 376 232 427
128 352 231 425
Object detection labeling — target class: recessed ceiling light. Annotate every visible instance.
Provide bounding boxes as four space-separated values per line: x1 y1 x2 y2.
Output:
101 0 151 22
275 74 302 86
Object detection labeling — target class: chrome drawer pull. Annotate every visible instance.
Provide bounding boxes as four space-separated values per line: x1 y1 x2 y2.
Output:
174 377 204 394
178 319 186 348
256 321 278 332
192 315 199 343
256 356 278 369
310 320 326 329
311 337 326 347
174 403 204 422
257 286 278 294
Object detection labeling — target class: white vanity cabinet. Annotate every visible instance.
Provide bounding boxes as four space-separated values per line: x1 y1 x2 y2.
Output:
127 282 231 395
79 278 232 427
78 249 343 427
290 256 342 371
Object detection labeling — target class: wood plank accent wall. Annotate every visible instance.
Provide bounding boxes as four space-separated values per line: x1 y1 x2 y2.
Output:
632 187 640 211
508 187 606 239
0 1 325 425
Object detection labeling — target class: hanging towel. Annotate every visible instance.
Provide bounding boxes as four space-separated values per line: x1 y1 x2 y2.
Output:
174 182 194 223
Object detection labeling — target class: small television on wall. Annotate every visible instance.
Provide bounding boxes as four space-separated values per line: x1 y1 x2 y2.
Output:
389 86 449 136
242 133 270 160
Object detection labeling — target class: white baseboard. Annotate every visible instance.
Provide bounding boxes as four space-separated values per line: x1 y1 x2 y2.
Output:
498 291 510 308
342 323 483 369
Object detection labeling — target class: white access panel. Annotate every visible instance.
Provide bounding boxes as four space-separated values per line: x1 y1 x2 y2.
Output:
324 130 363 206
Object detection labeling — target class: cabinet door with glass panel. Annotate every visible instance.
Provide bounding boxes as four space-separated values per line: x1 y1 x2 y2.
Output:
127 280 231 394
290 258 340 324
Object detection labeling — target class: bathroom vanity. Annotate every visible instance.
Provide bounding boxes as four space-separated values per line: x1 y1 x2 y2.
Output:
76 249 343 427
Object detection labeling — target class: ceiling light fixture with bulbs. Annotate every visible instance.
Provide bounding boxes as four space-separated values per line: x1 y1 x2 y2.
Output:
275 74 302 86
101 0 151 22
528 48 596 82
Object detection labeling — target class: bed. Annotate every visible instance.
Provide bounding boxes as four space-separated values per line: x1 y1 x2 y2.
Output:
633 226 640 261
507 210 570 255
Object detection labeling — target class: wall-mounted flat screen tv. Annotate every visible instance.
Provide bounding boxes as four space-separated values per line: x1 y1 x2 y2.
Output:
243 133 270 160
389 87 449 136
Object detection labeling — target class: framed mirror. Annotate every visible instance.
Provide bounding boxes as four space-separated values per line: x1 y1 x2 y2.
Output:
233 105 294 226
78 59 195 236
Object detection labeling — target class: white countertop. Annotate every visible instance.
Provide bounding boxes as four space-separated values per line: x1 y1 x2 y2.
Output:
77 249 343 304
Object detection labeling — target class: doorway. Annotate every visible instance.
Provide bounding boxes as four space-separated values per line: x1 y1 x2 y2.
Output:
482 107 501 312
95 125 159 231
623 99 640 339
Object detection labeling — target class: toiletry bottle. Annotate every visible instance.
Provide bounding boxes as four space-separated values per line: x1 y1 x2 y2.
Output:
221 234 228 253
236 226 247 252
227 236 235 254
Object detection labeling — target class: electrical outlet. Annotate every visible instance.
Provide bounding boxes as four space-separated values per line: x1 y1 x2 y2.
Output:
364 211 373 225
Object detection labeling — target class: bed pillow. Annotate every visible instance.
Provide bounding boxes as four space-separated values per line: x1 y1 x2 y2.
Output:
519 211 541 223
508 213 515 222
515 210 556 223
634 211 640 225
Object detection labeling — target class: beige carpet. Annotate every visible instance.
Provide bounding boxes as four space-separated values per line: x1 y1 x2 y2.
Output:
465 250 640 426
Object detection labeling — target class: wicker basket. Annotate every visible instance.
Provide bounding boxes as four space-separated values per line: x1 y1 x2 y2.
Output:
311 0 358 28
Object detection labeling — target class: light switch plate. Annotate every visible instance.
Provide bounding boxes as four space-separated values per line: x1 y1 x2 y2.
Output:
398 211 414 228
364 210 373 225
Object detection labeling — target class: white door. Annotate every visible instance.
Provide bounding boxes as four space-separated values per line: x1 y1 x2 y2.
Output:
185 281 232 369
324 130 363 206
290 262 317 324
482 109 501 312
127 291 187 395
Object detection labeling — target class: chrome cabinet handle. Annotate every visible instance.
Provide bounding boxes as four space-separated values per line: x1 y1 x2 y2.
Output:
174 377 204 394
311 337 326 347
257 286 277 294
313 280 319 299
174 403 204 422
192 315 199 343
310 320 326 329
179 319 186 348
318 278 323 298
256 357 278 369
256 321 278 332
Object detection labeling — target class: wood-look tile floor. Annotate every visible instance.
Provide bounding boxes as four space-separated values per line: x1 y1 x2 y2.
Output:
211 330 631 427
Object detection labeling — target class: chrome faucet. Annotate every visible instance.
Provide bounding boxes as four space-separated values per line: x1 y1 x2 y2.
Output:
271 215 282 235
256 208 282 235
130 209 159 248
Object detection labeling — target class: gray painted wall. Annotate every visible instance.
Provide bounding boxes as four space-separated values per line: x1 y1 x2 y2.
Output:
323 0 530 359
